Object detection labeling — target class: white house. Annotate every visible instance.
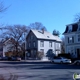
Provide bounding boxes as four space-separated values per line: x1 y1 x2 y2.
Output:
26 29 62 59
63 20 80 58
3 38 15 57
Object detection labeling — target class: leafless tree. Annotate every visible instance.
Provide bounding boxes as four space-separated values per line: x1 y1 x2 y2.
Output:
74 13 80 22
2 25 28 57
29 22 47 31
0 0 9 30
0 1 7 13
61 36 65 53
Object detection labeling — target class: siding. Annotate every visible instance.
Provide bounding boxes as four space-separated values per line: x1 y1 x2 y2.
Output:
26 31 37 49
38 40 61 56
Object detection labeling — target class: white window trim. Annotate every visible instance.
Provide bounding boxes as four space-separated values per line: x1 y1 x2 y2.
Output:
49 42 52 47
40 41 44 47
68 25 72 32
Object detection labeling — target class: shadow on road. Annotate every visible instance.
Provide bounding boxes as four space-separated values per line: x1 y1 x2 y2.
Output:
0 62 80 69
30 64 80 69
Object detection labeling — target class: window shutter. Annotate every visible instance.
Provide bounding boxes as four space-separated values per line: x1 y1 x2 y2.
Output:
72 37 74 43
68 37 69 43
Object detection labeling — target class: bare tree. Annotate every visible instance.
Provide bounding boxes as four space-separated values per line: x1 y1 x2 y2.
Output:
0 0 9 13
29 22 47 31
0 1 9 30
61 36 65 53
2 25 28 57
74 13 80 22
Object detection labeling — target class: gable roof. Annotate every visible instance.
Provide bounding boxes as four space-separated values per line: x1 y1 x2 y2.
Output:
4 38 15 45
30 29 62 42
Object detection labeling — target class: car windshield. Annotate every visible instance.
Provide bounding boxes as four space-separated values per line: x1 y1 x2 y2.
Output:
60 57 67 59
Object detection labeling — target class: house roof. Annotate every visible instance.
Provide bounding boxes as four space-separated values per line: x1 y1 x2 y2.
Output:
4 38 15 45
63 21 79 34
31 29 62 42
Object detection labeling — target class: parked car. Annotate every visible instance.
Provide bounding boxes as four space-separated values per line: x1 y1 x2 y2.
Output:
73 60 80 65
9 57 17 61
17 57 21 61
8 57 21 61
51 57 71 64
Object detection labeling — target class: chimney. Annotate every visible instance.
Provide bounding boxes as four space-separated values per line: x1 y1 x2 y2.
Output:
41 28 44 34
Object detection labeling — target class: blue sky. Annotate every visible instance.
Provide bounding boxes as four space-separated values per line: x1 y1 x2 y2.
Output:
0 0 80 37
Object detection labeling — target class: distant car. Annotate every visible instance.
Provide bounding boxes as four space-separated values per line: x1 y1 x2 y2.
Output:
51 57 71 64
17 57 21 61
10 57 17 61
73 60 80 65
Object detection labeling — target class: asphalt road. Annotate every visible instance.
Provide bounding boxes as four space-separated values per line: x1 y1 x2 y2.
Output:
0 62 80 80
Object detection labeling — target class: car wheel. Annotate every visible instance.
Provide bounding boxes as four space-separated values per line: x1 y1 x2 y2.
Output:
76 62 80 65
52 61 54 63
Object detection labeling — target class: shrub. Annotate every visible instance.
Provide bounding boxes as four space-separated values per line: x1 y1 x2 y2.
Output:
36 51 44 59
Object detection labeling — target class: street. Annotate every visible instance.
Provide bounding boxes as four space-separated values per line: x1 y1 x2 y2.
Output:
0 62 80 80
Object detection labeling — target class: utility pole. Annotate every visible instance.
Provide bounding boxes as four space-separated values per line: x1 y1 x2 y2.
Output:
24 32 27 61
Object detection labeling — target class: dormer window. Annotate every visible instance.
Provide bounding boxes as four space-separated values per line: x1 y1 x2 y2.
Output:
68 25 72 32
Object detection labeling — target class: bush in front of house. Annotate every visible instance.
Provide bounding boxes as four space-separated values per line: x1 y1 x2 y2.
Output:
46 52 56 60
36 51 44 60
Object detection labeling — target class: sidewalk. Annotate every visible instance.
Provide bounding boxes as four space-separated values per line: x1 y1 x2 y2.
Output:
0 60 51 68
22 59 50 62
0 59 50 62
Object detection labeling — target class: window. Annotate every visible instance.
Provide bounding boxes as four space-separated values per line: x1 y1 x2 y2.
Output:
31 35 33 39
78 35 80 41
69 37 72 43
56 43 59 49
40 41 44 47
68 37 74 43
33 41 35 47
29 42 30 47
68 25 72 32
40 49 44 53
49 42 52 47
